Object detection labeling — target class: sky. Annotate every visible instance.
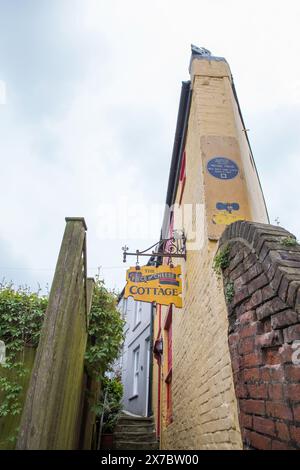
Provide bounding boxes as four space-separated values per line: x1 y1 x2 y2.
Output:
0 0 299 293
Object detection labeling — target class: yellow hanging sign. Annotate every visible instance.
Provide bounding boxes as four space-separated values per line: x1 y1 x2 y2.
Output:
124 265 183 308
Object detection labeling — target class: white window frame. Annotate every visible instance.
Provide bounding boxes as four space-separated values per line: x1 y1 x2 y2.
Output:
133 347 140 396
134 301 142 327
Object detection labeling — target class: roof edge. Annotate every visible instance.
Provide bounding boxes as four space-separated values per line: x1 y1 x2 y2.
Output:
162 81 191 237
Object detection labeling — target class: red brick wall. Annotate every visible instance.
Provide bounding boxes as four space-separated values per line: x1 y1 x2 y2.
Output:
219 221 300 450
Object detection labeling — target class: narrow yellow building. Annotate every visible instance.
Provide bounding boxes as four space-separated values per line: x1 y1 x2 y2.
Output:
152 46 268 450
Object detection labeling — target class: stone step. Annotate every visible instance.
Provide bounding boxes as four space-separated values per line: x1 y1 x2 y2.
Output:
113 414 158 450
119 413 154 421
115 440 159 451
117 417 155 427
114 431 157 443
115 424 155 434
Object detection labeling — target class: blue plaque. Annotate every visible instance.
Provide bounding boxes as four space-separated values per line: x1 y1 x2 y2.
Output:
207 157 239 180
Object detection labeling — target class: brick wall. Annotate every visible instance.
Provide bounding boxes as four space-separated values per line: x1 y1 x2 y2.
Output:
219 220 300 450
158 244 242 450
153 59 245 449
153 54 268 450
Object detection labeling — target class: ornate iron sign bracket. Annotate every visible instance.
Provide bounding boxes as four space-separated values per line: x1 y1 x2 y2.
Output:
122 230 186 264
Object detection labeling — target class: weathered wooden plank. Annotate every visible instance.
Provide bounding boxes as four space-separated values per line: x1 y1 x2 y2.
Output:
16 218 93 450
76 277 99 450
86 277 95 329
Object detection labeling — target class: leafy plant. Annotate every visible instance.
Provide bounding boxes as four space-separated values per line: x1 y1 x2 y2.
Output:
0 282 47 419
94 377 123 434
213 245 231 277
280 236 298 247
85 277 124 378
225 281 235 304
0 276 124 446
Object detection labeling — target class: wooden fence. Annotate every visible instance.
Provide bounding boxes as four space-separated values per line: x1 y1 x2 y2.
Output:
17 217 97 449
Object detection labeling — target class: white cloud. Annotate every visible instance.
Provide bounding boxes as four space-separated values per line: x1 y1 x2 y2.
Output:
262 151 300 237
0 0 299 291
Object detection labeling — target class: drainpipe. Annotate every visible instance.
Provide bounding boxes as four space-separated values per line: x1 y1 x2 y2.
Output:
97 388 108 450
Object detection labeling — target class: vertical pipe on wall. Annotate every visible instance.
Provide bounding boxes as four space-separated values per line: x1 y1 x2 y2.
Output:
147 302 155 417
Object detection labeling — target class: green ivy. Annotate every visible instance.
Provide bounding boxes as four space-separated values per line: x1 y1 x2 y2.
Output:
85 277 125 378
213 245 231 277
0 277 124 440
0 282 47 420
280 236 298 247
94 377 123 434
225 281 235 304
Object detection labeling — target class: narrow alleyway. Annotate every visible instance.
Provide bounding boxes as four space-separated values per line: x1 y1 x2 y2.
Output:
113 413 158 450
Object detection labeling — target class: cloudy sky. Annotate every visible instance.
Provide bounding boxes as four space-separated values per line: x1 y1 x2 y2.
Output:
0 0 299 293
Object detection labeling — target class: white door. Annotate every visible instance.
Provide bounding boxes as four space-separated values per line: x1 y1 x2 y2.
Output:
133 347 140 396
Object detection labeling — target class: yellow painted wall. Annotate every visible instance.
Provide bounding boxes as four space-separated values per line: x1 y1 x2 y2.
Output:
153 55 268 449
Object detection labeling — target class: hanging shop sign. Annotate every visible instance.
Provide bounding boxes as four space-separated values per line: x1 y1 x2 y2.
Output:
124 265 183 308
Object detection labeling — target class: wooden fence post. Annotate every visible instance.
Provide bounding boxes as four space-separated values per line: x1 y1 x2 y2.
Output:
17 218 94 449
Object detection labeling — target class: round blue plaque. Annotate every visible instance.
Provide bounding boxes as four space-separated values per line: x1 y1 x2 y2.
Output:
207 157 239 180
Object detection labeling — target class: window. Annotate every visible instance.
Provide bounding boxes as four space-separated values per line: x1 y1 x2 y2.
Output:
178 150 186 205
166 380 172 422
133 347 140 396
167 320 172 374
180 150 186 182
134 301 142 327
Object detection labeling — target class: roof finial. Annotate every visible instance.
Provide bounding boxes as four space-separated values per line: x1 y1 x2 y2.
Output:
191 44 211 57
